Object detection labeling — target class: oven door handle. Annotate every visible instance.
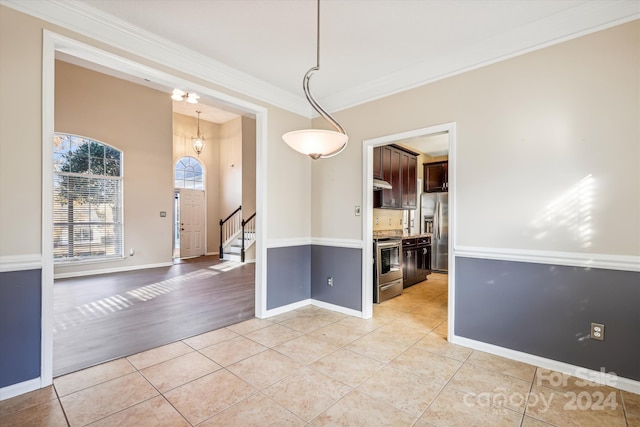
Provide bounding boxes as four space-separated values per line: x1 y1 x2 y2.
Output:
380 283 398 291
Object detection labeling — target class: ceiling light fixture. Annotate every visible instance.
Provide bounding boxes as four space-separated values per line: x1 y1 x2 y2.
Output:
282 0 348 160
172 88 199 104
192 110 205 156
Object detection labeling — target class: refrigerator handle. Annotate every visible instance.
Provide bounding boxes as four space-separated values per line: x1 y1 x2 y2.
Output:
434 201 440 240
438 200 443 239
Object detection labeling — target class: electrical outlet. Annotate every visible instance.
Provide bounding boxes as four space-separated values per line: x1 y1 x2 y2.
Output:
375 217 379 225
327 277 333 287
591 322 604 341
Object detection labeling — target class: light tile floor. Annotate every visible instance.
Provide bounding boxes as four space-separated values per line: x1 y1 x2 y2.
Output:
1 274 638 426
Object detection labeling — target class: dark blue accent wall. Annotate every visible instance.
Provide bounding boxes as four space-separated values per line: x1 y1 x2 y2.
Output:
455 257 640 381
311 246 362 311
0 269 42 388
266 246 311 310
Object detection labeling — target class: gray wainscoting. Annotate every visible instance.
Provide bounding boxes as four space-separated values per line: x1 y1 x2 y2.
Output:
0 269 42 388
266 245 311 310
455 257 640 381
311 246 362 311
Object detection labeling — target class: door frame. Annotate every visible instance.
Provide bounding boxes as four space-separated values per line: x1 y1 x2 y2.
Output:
362 123 456 344
41 31 269 387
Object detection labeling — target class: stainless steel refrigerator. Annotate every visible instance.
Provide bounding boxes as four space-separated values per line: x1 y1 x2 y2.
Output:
421 192 448 272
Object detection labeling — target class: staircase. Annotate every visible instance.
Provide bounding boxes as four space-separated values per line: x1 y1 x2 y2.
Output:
219 206 256 262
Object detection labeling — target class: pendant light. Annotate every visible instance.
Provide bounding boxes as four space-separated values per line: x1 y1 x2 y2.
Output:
282 0 348 160
192 110 205 156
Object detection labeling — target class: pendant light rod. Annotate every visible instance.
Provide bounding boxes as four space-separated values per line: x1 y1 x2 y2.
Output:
303 0 347 158
282 0 348 160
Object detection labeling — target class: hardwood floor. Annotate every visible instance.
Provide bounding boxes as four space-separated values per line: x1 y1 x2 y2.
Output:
53 256 255 377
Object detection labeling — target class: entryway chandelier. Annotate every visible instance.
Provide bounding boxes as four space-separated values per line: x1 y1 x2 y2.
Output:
192 110 205 156
282 0 348 160
172 88 199 104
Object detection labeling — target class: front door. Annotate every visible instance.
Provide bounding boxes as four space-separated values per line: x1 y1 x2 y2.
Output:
179 189 205 258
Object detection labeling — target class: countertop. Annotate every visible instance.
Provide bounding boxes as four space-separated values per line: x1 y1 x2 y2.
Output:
373 230 432 240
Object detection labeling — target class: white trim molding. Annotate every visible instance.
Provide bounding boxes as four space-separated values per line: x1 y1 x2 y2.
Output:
263 299 312 318
53 262 174 280
261 298 362 320
0 377 42 401
455 246 640 272
311 299 362 318
0 254 42 273
2 0 638 116
265 238 364 249
451 335 640 395
266 238 312 249
311 238 363 249
1 0 309 116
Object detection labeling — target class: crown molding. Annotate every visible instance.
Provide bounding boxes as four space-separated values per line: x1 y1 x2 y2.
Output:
0 0 311 117
322 1 640 113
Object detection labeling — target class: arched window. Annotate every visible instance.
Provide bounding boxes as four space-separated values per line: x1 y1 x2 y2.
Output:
53 133 123 262
175 156 204 189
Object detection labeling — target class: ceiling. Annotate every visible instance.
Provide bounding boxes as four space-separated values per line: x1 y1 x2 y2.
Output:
6 0 638 123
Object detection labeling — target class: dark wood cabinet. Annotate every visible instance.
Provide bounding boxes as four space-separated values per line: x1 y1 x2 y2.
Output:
373 146 383 180
402 236 431 288
401 152 417 209
374 145 418 209
423 161 448 192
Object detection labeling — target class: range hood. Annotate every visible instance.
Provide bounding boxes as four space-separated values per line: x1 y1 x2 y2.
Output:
373 178 392 190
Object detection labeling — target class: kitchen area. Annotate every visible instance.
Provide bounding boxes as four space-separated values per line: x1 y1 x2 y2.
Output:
372 132 449 304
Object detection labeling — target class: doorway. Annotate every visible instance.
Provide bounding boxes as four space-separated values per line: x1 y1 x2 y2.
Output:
362 123 456 343
174 189 206 259
42 32 268 386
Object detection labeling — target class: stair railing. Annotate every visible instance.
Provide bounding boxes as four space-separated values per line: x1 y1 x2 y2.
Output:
219 205 242 259
241 212 256 262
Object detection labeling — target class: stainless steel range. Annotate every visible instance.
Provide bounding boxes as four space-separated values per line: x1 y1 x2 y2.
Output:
373 238 403 303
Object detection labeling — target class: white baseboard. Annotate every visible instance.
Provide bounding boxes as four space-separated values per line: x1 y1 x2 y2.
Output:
311 299 362 318
54 262 173 279
0 377 41 401
451 335 640 395
262 299 312 318
261 298 362 320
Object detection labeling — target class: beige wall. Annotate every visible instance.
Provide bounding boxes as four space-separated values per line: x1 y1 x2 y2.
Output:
54 60 173 274
312 20 640 256
0 5 314 265
219 117 243 217
0 7 43 256
173 112 221 253
242 116 257 216
267 106 312 240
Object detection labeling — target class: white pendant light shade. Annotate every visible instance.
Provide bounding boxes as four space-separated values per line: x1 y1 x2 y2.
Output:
283 129 348 160
282 0 348 160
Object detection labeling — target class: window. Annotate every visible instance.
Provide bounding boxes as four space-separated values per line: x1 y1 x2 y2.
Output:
175 156 204 189
53 133 123 262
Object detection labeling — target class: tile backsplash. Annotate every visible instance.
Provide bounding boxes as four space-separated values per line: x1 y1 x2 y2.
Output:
373 208 404 231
